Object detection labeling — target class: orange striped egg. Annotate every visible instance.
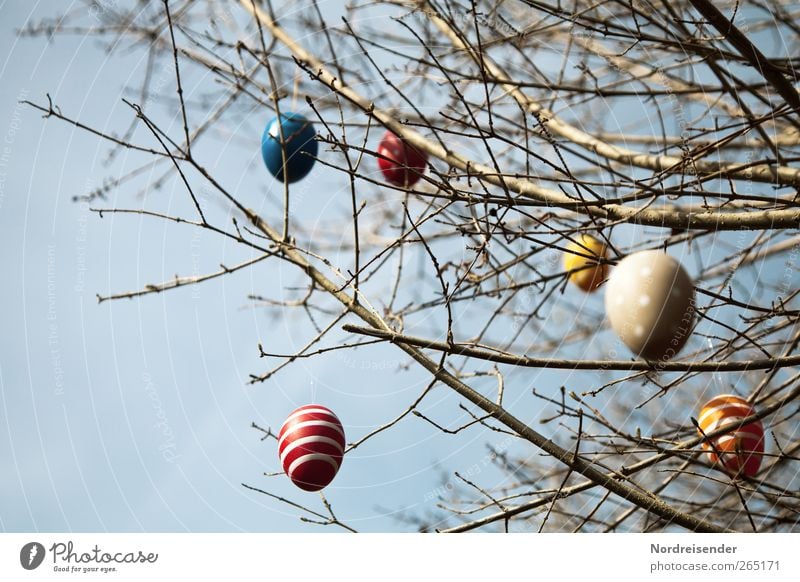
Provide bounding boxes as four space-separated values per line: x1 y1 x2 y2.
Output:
697 394 764 478
278 405 345 491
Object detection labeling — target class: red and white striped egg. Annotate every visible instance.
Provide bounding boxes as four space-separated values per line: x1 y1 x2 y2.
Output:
697 394 764 478
278 405 345 492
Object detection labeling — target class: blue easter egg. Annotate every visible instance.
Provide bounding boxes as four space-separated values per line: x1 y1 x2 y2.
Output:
261 112 318 183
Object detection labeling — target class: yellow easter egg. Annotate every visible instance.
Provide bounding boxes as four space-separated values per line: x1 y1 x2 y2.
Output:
563 235 608 293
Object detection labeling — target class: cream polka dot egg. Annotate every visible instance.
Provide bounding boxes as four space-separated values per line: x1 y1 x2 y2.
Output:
605 250 695 361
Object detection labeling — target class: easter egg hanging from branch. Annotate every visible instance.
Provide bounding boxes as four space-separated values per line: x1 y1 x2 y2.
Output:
563 234 608 293
605 250 695 361
278 404 345 492
261 112 318 183
697 394 764 478
377 130 428 187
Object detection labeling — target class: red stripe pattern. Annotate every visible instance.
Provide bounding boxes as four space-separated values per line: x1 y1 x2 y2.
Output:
697 394 764 478
278 405 345 492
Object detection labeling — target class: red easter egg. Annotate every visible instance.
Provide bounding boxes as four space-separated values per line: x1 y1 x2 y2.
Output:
377 130 428 187
278 405 345 492
698 394 764 478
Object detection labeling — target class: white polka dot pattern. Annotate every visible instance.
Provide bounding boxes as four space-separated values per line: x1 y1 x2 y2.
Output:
605 250 695 361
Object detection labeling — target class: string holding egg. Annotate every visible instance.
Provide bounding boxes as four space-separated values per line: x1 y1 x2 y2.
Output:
261 112 318 183
278 404 345 492
697 394 764 478
605 250 695 361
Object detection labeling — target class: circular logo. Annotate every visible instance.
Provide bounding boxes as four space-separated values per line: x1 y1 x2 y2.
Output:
20 542 46 570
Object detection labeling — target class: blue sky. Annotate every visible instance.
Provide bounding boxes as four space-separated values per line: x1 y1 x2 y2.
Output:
0 0 534 533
